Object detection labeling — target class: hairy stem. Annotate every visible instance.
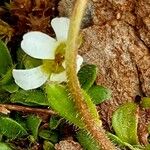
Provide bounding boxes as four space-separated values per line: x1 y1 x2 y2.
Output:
65 0 116 149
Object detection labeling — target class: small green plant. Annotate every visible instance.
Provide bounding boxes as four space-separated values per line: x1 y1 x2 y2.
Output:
0 0 150 150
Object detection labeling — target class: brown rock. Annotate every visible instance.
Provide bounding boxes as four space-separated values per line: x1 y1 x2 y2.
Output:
80 19 150 128
128 39 150 97
58 0 137 27
58 0 93 28
135 0 150 48
79 20 141 127
138 108 150 145
55 140 83 150
92 0 116 25
108 0 135 11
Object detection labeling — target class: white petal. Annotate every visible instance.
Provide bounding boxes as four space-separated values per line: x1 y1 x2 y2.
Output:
77 55 83 72
12 66 49 90
50 71 67 83
62 61 66 69
51 17 70 41
21 31 57 59
62 55 83 71
50 55 83 83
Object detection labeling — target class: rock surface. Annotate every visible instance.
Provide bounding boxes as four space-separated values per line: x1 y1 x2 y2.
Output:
58 0 93 28
138 108 150 145
55 140 83 150
79 20 150 135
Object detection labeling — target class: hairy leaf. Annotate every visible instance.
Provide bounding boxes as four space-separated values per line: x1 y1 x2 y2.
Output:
76 130 100 150
47 84 101 128
43 141 55 150
26 115 42 140
112 102 139 145
46 84 85 128
0 143 12 150
0 117 27 139
148 124 150 134
0 66 19 93
49 116 63 130
24 55 42 69
140 97 150 108
10 90 48 106
108 133 143 150
0 67 13 85
88 85 111 105
16 48 42 69
78 64 97 90
0 40 12 76
144 145 150 150
82 90 101 124
39 130 58 143
2 83 19 93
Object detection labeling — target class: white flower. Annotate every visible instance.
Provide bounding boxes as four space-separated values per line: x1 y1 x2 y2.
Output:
13 17 83 90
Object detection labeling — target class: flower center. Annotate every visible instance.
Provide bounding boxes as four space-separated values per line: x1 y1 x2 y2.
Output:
41 42 66 75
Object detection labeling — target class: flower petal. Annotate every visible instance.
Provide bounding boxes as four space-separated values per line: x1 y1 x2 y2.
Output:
50 55 83 83
51 17 70 41
76 55 83 72
62 61 66 69
21 31 57 59
50 71 67 83
12 66 49 90
62 55 83 72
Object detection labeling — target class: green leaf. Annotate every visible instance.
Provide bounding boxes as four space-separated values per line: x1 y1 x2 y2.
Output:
12 113 27 129
0 91 9 103
78 64 97 90
10 90 48 106
88 85 111 105
0 134 2 141
47 84 100 128
24 55 42 69
112 102 139 145
0 40 12 76
26 115 42 140
108 133 143 150
0 117 27 139
2 84 19 93
43 141 55 150
107 132 125 148
148 124 150 134
144 144 150 150
82 90 100 124
39 130 58 143
140 97 150 108
46 84 85 128
0 66 19 93
76 130 100 150
0 67 13 85
16 48 42 69
0 143 12 150
49 116 63 130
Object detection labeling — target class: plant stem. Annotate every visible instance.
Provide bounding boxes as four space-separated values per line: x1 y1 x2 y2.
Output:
65 0 116 149
0 104 56 115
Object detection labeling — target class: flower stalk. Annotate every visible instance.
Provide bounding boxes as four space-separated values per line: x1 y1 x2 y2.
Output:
65 0 116 149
